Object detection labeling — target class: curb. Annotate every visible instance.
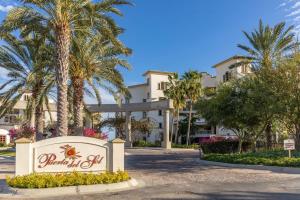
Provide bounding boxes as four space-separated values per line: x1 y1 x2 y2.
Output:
197 159 300 174
0 178 144 198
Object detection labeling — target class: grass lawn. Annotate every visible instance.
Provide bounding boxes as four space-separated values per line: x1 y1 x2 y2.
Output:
0 150 15 157
203 150 300 168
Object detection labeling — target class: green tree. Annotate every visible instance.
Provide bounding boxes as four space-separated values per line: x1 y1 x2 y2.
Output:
237 19 296 149
164 73 186 144
2 0 131 136
0 34 55 137
276 52 300 150
182 70 203 145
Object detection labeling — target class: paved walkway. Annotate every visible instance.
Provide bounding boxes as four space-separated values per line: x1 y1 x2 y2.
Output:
1 148 300 199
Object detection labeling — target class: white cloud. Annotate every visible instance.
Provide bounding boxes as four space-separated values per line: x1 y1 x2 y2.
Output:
292 1 300 8
287 8 300 17
279 2 287 8
0 5 13 12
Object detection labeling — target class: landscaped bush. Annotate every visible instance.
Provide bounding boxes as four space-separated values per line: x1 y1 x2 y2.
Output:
172 143 199 149
7 171 130 189
83 128 108 140
133 140 160 147
203 150 300 167
200 140 251 154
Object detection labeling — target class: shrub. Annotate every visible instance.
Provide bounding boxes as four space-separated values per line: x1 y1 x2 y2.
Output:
203 150 300 168
200 139 251 154
10 125 35 141
6 171 130 189
83 128 108 140
172 143 199 149
133 140 160 147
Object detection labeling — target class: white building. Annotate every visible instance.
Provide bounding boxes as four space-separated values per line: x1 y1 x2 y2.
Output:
212 55 252 136
127 55 252 143
127 71 173 142
0 92 57 132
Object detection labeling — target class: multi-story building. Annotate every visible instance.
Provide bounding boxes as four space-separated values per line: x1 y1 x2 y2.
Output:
126 55 252 143
127 71 173 142
0 92 57 131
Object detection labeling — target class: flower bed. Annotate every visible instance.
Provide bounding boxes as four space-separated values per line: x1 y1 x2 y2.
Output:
203 150 300 167
7 171 130 188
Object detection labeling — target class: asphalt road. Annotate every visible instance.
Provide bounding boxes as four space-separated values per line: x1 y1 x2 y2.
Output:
2 148 300 200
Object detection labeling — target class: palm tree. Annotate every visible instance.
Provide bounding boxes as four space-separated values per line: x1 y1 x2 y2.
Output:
164 73 186 144
1 0 131 136
238 19 295 70
182 71 203 145
0 34 55 138
238 19 296 149
69 33 131 130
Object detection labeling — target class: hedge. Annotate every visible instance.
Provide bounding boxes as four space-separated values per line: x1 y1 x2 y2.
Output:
203 150 300 167
171 143 199 149
200 140 251 154
133 140 160 147
7 171 130 188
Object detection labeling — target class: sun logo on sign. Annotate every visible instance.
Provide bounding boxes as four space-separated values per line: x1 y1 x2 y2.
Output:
60 145 82 160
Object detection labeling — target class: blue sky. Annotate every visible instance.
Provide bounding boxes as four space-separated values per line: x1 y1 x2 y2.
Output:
116 0 292 85
0 0 299 103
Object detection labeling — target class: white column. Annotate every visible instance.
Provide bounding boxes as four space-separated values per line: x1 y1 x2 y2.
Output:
15 138 33 176
125 111 132 148
162 110 171 149
109 138 125 172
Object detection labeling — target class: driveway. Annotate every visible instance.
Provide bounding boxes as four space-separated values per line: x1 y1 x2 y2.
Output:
1 148 300 199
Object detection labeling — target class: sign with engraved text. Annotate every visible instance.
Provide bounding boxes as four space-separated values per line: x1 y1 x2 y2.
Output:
34 142 107 173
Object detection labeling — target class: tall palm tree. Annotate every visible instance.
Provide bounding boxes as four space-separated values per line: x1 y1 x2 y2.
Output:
1 0 131 136
182 71 203 145
0 34 55 137
164 73 186 144
238 19 296 149
69 33 131 129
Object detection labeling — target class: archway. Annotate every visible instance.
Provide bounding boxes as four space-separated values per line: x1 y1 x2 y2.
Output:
87 100 173 149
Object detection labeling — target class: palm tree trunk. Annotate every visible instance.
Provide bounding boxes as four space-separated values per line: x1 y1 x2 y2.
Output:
72 76 84 128
55 23 71 136
175 108 180 144
186 102 192 145
35 104 44 141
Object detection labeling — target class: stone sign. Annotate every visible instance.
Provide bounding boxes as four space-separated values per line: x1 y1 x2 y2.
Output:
15 136 125 176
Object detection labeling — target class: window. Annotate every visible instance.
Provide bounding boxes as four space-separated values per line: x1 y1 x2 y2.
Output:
159 123 163 129
223 71 231 82
24 94 30 101
147 92 150 99
157 82 167 90
131 116 135 121
158 110 162 116
241 65 248 73
4 116 9 123
159 97 166 101
0 136 5 143
143 99 147 102
142 112 147 119
147 78 150 85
